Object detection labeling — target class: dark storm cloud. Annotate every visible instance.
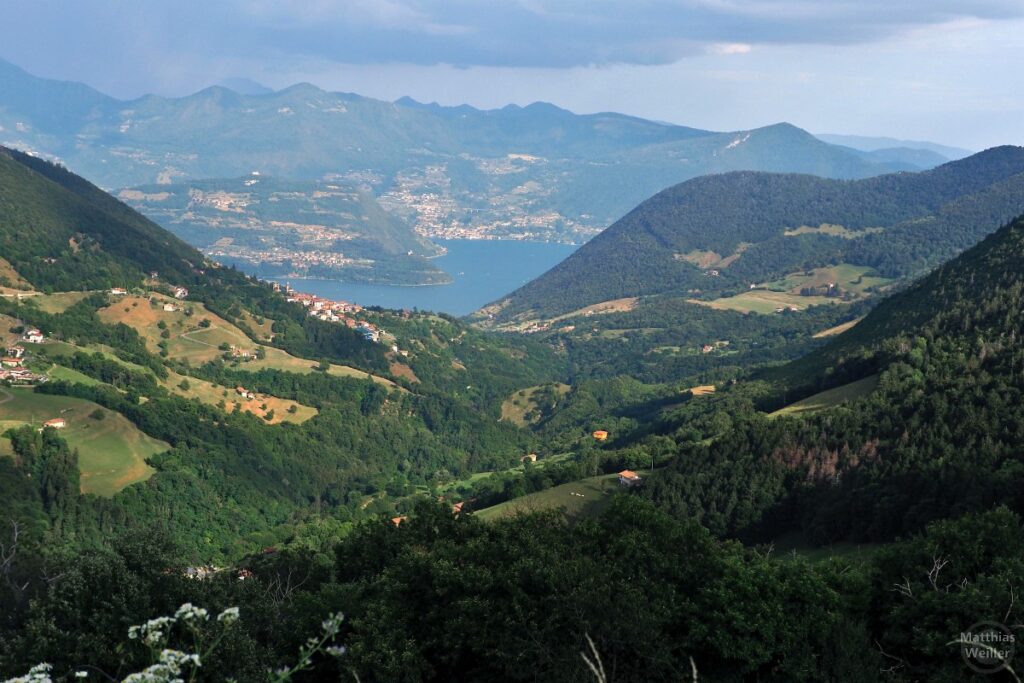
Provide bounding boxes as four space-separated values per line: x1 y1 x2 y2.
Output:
2 0 1023 72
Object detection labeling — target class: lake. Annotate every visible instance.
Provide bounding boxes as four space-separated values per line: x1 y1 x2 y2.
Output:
275 240 577 316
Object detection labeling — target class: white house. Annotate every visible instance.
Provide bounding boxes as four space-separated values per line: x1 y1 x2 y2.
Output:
23 329 44 344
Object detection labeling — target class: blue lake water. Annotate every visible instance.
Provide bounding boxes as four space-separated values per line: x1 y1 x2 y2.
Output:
275 240 577 316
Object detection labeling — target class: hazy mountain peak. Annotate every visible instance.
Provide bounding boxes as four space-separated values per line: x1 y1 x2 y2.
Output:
217 77 274 96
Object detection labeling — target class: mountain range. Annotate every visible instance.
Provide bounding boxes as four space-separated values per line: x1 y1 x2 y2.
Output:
1 57 963 253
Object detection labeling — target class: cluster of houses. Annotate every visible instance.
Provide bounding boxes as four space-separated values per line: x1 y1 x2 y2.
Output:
0 345 46 384
284 290 388 344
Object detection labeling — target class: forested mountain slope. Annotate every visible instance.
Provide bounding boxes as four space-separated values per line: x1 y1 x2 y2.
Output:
483 146 1024 323
645 211 1024 544
0 146 207 290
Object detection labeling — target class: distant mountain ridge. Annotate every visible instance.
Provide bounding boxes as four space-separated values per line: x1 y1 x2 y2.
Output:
481 146 1024 323
815 133 973 160
0 57 953 247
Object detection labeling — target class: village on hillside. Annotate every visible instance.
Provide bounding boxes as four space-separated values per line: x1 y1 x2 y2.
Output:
0 330 48 385
280 285 403 350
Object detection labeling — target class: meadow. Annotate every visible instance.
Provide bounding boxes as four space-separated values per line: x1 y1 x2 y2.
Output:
0 387 165 495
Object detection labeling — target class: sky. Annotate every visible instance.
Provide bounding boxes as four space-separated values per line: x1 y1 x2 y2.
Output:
1 1 1022 149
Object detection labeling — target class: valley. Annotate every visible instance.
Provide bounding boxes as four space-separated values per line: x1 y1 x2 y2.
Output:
0 25 1021 681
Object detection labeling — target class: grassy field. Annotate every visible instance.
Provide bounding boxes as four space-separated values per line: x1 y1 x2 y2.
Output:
0 388 165 495
500 383 571 426
813 317 864 338
33 291 94 313
474 472 644 522
46 364 106 386
236 309 277 342
769 375 880 418
691 290 838 314
692 264 892 315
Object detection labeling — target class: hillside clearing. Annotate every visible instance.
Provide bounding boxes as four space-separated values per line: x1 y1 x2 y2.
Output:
500 383 571 426
162 369 317 424
0 388 165 495
474 472 644 522
769 375 880 417
813 317 864 338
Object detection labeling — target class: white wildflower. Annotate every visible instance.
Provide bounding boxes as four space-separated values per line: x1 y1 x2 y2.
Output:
216 606 240 625
321 613 343 637
123 649 199 683
74 673 89 679
325 645 347 658
143 629 166 647
174 603 209 623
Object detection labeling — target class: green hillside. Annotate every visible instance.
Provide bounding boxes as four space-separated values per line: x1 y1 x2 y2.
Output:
644 211 1024 545
483 146 1024 323
0 146 206 291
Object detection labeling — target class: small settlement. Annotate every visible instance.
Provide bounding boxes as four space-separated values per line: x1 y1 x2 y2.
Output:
284 288 390 345
0 340 47 385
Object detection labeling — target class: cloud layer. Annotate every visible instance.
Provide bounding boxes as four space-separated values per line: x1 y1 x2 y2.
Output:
4 0 1023 71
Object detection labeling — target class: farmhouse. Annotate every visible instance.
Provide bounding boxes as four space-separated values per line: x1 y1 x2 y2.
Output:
174 286 189 299
6 346 24 358
391 516 407 527
618 470 642 487
23 329 44 344
43 418 67 429
235 386 256 400
162 303 178 312
1 357 22 367
110 287 128 296
592 430 609 441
